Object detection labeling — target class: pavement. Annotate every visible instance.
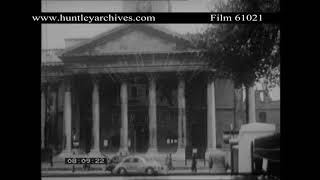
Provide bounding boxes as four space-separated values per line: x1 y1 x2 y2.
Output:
42 158 228 177
42 175 258 180
41 168 229 176
41 151 231 177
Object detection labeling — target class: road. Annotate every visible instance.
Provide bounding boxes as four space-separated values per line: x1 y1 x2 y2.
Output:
42 175 256 180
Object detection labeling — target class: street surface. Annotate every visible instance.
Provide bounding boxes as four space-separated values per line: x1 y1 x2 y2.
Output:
42 175 256 180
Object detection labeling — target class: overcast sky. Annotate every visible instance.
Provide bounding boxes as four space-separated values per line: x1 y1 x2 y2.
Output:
41 0 280 100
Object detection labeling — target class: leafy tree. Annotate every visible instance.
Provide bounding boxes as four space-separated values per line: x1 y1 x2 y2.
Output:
189 0 280 124
193 0 280 89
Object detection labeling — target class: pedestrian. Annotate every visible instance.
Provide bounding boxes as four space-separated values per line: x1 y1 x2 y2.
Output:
83 159 89 171
72 128 79 150
165 154 168 167
209 155 214 174
191 153 197 173
105 156 109 172
168 153 173 170
49 147 53 167
164 154 169 174
83 159 91 171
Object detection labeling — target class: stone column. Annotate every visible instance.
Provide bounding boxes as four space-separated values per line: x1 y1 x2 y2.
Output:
41 85 46 150
248 86 256 123
51 84 58 151
147 76 157 154
89 78 102 157
176 76 186 159
119 81 129 154
206 76 216 153
58 79 72 157
205 75 225 165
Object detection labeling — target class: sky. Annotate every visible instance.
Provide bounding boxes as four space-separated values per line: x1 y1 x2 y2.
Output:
41 0 280 100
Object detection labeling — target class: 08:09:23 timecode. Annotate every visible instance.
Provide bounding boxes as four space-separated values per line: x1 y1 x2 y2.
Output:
65 158 107 164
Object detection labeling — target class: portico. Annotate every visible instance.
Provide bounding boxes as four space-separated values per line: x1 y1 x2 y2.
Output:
41 24 248 161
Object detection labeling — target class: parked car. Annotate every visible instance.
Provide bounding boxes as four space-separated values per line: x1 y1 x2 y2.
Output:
112 155 164 175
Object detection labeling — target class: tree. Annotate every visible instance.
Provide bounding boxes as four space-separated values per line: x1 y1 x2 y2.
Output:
191 0 280 124
193 0 280 89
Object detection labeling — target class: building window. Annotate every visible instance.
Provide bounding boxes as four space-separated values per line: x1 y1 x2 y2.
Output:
128 84 147 100
259 112 267 123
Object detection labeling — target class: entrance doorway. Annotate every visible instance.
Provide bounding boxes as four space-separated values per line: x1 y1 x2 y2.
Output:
129 110 149 153
190 123 206 159
133 124 148 153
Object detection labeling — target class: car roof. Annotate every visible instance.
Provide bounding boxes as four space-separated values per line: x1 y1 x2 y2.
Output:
123 155 147 161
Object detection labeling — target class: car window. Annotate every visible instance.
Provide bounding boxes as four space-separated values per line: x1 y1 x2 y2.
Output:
133 158 141 163
123 158 132 163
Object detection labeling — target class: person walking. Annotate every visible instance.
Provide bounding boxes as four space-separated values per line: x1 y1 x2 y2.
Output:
49 147 53 167
191 153 197 173
165 154 169 174
104 156 109 172
209 155 214 174
168 153 173 170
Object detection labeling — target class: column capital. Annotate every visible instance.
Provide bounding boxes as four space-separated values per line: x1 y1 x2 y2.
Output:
48 81 61 92
176 72 187 81
177 75 186 96
90 74 103 83
63 75 74 91
41 83 48 92
207 72 216 82
116 74 131 83
147 73 159 81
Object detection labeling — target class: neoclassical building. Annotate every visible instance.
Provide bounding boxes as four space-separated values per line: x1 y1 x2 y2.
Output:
41 0 265 161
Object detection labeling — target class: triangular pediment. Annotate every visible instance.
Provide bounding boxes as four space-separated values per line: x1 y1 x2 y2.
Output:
60 24 195 57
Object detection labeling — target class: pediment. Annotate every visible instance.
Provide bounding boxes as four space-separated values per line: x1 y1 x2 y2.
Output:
60 24 195 57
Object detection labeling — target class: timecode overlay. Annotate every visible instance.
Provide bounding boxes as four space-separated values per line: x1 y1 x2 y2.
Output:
65 158 108 164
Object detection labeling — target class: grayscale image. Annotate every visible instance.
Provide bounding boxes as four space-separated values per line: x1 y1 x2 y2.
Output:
41 0 280 179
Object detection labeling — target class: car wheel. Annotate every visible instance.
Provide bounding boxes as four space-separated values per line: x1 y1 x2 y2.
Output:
118 168 126 175
146 167 154 175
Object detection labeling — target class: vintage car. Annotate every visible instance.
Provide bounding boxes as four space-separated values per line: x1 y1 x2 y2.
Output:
112 155 164 175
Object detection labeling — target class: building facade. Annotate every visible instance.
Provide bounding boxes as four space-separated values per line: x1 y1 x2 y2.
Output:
41 23 242 160
41 0 280 161
255 90 280 133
